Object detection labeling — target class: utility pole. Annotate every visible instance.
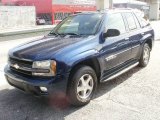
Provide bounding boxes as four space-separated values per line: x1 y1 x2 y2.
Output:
96 0 113 10
109 0 113 8
149 0 159 20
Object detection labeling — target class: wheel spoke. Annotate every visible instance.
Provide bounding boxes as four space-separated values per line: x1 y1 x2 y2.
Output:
87 85 93 91
80 77 86 86
83 89 87 97
86 75 92 84
77 86 84 93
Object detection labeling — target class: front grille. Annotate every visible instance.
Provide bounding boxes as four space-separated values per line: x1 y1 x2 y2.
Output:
10 66 32 76
9 57 33 76
9 57 32 67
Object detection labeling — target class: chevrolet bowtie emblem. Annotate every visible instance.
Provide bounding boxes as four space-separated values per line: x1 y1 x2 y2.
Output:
13 64 19 69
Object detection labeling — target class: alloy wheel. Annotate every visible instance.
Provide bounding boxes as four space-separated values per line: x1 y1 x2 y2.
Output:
143 47 150 64
77 74 94 99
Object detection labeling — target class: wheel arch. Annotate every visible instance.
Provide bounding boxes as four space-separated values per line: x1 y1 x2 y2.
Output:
145 38 153 50
142 32 154 51
67 57 101 89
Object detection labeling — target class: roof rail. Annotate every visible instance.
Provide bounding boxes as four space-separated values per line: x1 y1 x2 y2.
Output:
97 8 111 13
97 8 134 12
113 8 133 10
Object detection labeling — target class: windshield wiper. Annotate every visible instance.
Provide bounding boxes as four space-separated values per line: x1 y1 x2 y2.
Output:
49 32 83 37
64 33 81 36
48 32 59 36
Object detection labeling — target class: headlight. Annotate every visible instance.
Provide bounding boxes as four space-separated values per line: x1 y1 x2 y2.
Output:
32 60 56 76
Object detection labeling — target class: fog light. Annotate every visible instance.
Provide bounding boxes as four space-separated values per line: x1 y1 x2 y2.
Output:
40 87 48 92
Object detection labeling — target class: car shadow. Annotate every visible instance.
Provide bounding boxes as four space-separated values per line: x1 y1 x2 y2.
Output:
94 66 142 99
0 66 142 120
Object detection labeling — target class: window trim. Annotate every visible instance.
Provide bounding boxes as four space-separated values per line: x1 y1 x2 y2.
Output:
132 13 141 29
124 12 138 31
134 12 150 28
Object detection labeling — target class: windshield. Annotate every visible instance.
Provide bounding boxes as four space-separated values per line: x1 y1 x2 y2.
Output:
50 14 103 36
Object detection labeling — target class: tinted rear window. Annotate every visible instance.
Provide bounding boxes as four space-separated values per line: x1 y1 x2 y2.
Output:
134 11 150 27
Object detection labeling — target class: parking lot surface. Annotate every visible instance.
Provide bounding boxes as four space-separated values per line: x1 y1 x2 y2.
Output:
0 39 160 120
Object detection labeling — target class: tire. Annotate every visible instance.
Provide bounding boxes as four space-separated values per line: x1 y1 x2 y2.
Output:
67 65 97 106
139 43 151 67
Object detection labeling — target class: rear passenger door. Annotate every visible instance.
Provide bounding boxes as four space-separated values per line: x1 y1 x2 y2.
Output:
123 12 142 59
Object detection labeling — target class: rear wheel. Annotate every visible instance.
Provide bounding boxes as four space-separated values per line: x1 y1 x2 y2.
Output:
139 43 151 67
67 66 97 106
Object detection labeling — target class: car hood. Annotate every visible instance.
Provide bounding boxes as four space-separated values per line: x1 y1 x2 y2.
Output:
9 36 90 60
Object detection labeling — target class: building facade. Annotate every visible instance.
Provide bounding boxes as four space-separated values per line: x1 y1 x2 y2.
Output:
2 0 96 24
138 0 160 20
52 0 96 24
96 0 159 20
113 0 150 18
1 0 159 25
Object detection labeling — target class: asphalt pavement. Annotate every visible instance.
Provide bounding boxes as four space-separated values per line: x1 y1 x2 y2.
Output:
0 36 160 120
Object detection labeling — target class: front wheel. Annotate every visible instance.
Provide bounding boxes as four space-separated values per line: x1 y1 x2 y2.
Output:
139 43 151 67
67 66 97 106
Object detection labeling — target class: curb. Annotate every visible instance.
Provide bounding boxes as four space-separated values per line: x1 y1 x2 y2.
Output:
0 25 55 37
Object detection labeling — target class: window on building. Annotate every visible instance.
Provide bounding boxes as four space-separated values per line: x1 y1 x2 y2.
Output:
54 12 72 21
54 12 64 20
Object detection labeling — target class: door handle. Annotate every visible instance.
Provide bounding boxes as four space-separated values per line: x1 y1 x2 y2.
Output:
141 33 145 36
117 38 129 46
125 38 129 41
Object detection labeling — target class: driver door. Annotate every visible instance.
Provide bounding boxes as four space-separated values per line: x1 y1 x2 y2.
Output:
101 13 132 72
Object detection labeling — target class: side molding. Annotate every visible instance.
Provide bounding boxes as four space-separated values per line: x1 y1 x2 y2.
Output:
102 62 139 82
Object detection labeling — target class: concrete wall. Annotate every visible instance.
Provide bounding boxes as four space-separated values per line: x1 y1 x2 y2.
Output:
0 6 36 29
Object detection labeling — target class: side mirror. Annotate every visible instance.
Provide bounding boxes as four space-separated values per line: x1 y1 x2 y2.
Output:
103 29 120 38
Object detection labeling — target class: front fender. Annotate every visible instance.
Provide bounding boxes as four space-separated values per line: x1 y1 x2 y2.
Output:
54 49 100 75
67 49 99 68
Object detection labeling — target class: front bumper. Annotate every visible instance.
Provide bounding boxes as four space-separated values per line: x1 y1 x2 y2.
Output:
4 65 69 96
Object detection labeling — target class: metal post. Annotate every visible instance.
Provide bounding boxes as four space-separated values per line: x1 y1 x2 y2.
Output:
96 0 110 10
109 0 113 8
149 0 159 20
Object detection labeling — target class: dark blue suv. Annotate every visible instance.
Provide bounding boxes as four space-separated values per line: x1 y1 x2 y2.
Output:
4 9 154 106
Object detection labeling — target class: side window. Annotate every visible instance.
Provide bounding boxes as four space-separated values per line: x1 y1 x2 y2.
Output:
140 17 149 27
135 12 150 27
106 13 126 34
132 13 140 29
125 13 137 30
